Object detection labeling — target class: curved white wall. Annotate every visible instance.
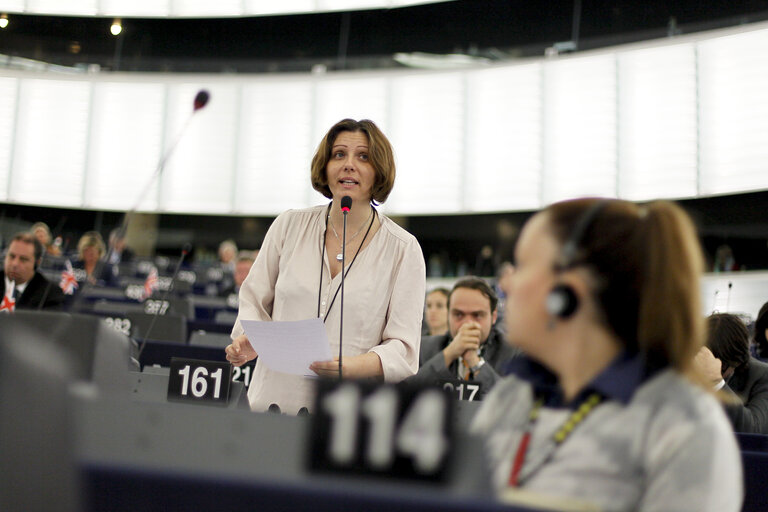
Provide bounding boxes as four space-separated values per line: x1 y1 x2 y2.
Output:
1 21 767 216
0 0 451 17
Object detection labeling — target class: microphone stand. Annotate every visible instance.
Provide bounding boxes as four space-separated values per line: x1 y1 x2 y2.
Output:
65 90 210 317
339 205 348 380
137 244 191 359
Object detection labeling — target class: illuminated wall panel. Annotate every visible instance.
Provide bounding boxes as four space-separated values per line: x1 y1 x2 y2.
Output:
10 78 90 207
542 54 618 205
85 81 165 211
617 43 698 200
699 29 768 195
387 73 464 214
0 77 18 202
234 80 316 214
465 63 542 212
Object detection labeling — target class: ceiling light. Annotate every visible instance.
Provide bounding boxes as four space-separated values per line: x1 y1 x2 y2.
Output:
110 18 122 36
0 14 9 29
393 52 490 69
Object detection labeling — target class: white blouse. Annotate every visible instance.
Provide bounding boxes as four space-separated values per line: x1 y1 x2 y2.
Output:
232 204 426 414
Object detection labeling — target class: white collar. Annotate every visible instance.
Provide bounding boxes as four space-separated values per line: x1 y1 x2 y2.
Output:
4 275 29 297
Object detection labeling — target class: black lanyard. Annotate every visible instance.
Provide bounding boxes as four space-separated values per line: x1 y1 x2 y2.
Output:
316 203 376 322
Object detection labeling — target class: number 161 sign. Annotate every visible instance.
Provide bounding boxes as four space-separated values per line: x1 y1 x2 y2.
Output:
308 380 454 482
167 358 233 406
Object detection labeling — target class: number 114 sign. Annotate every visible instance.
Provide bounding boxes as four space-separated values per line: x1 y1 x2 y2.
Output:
309 380 454 482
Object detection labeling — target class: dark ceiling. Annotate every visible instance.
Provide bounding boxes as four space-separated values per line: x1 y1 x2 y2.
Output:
1 0 768 72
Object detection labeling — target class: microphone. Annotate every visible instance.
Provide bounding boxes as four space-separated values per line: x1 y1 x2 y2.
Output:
194 90 210 111
137 243 192 359
726 281 733 312
711 289 719 313
338 195 352 380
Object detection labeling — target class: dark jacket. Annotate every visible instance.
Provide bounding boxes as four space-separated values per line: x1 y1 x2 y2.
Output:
1 271 66 310
722 356 768 434
406 326 520 399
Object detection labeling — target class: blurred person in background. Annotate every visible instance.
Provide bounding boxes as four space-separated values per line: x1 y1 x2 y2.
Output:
422 287 449 336
220 250 257 308
107 228 135 265
225 119 425 414
713 243 738 272
493 261 515 335
696 313 768 434
471 198 741 511
73 231 117 287
753 301 768 360
2 232 65 309
31 222 61 257
218 239 238 273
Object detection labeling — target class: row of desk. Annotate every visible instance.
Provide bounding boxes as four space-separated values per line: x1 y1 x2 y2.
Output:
3 307 768 512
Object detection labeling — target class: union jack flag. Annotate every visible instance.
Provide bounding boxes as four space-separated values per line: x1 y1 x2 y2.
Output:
142 266 159 301
1 282 16 313
59 259 79 295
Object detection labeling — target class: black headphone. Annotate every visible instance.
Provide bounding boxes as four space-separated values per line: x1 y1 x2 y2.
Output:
546 200 610 320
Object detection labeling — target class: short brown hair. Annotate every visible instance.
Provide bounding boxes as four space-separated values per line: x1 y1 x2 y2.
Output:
310 119 395 204
449 276 498 313
545 198 704 374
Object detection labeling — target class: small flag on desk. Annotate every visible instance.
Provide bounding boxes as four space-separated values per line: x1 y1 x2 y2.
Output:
60 259 78 295
142 266 159 301
1 282 16 313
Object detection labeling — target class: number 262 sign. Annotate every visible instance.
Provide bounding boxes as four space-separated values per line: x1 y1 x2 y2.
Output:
309 380 454 482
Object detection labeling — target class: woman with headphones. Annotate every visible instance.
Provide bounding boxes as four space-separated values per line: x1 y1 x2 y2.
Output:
471 198 742 511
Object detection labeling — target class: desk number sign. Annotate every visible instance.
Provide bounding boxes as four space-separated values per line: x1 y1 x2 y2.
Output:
167 357 232 406
309 380 454 482
440 378 483 401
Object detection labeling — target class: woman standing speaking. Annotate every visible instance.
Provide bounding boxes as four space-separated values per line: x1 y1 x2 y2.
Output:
225 119 425 414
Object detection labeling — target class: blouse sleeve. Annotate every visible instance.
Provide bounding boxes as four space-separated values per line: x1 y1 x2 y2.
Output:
230 212 287 339
369 235 426 382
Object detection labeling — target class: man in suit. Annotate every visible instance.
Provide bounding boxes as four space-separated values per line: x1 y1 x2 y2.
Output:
2 232 66 310
407 276 519 400
696 313 768 434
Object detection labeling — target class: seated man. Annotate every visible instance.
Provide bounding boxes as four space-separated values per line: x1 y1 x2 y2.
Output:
407 276 519 399
220 251 257 308
2 232 65 310
697 313 768 434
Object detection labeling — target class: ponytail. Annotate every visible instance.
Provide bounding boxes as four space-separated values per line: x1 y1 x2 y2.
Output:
637 201 704 374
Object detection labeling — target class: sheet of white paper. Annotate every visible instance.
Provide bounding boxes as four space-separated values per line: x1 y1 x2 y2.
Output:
240 318 333 376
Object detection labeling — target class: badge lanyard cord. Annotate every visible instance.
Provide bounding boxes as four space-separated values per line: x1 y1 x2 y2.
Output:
508 393 603 487
316 203 376 322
